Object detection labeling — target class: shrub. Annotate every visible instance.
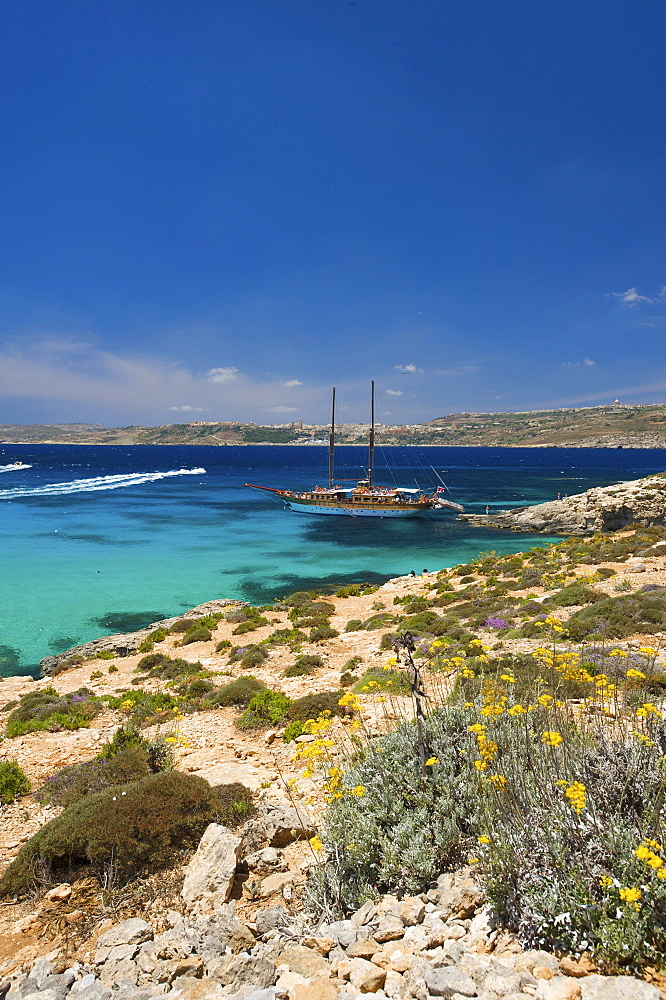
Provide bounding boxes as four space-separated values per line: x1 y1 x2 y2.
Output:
6 688 102 738
225 607 251 624
104 690 180 728
183 678 215 698
287 690 349 721
144 656 202 680
94 651 114 660
236 689 291 729
546 583 603 607
342 656 363 671
214 782 255 828
181 627 212 645
284 590 318 607
216 639 232 652
228 645 268 668
233 617 269 635
136 652 168 671
206 675 265 707
35 745 153 808
263 628 307 648
309 625 339 642
0 761 29 804
283 654 324 678
566 588 666 640
0 771 222 897
170 618 199 633
398 611 450 636
345 620 363 632
340 672 357 687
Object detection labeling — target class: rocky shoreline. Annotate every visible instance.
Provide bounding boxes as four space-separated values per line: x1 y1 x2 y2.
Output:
458 471 666 535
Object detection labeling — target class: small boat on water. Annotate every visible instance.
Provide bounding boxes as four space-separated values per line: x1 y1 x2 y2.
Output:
246 383 464 519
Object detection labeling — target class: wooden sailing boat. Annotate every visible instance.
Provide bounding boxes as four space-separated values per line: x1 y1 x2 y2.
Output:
246 382 464 518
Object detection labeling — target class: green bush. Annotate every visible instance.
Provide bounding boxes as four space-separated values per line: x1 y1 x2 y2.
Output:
309 625 339 642
181 627 212 645
236 689 291 729
35 744 153 808
104 690 180 728
546 583 603 607
182 678 215 698
0 771 223 897
566 587 666 640
284 590 318 607
340 672 357 687
206 675 265 707
6 688 102 738
345 620 363 632
0 761 30 804
233 617 269 635
136 652 168 671
263 627 307 648
142 655 202 680
228 644 269 668
342 656 363 671
214 782 255 827
287 690 349 721
283 654 324 678
216 639 232 652
170 618 199 633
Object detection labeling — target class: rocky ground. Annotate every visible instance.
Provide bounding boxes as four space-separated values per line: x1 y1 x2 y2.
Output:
2 536 666 997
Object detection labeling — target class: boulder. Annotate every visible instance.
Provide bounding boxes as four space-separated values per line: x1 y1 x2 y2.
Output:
276 944 329 979
243 803 316 853
96 918 154 950
181 824 241 912
425 967 478 998
579 977 660 1000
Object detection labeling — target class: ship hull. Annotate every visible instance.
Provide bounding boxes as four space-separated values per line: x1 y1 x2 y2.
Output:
284 498 430 517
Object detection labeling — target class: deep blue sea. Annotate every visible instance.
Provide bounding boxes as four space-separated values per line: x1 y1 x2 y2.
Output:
2 443 666 677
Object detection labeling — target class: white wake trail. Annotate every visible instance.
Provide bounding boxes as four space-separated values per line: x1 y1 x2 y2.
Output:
0 467 206 499
0 463 32 472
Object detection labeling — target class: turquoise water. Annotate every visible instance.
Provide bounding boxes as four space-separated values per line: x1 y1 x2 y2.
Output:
1 443 665 676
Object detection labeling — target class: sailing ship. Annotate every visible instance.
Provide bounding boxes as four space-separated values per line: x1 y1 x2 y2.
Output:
246 383 464 518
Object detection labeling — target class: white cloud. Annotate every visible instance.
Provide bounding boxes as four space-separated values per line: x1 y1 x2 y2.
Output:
263 405 298 413
385 389 403 396
167 405 207 412
611 287 666 307
207 366 239 383
281 379 302 387
394 363 421 373
561 358 596 368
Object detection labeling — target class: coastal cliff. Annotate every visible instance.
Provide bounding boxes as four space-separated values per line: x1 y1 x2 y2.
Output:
458 470 666 535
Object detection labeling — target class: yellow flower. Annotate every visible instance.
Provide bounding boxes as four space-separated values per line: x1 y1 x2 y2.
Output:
657 870 666 880
464 702 474 708
487 773 507 789
474 759 488 771
564 781 586 814
500 674 515 683
425 756 440 767
478 834 491 844
639 646 656 656
636 703 662 719
349 785 366 797
599 876 613 888
508 704 527 716
619 886 641 909
338 692 361 710
309 835 324 851
468 723 487 734
537 694 554 708
626 669 647 680
541 731 563 747
467 857 480 864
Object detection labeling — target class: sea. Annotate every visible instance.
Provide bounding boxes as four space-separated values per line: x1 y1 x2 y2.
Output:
2 443 666 678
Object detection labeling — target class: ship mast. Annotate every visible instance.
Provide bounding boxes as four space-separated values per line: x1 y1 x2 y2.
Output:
328 387 336 488
368 380 375 488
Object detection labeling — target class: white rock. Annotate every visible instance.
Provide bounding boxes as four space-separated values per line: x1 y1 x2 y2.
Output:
181 823 241 912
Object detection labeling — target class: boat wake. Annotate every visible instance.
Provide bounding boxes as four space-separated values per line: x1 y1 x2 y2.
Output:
0 467 206 499
0 463 32 472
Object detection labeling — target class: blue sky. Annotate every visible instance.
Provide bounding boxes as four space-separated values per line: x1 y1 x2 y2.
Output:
1 0 666 426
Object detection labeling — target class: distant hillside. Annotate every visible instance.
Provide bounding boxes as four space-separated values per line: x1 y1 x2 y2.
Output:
3 402 666 448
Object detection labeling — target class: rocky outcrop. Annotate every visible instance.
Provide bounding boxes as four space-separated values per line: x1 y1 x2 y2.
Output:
38 600 245 678
458 473 666 536
2 870 660 1000
181 824 242 914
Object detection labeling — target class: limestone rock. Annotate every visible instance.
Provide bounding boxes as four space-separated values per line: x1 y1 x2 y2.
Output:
398 897 426 926
579 977 660 1000
343 957 386 993
536 979 582 1000
425 967 478 998
276 944 329 979
96 918 154 950
181 823 241 912
243 802 316 852
374 916 404 942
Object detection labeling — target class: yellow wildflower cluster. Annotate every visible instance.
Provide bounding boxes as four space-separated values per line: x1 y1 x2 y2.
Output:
541 731 564 747
468 722 498 771
479 680 507 717
636 703 662 719
619 886 642 909
564 780 586 814
626 669 647 681
635 839 665 875
338 692 361 711
487 773 507 790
